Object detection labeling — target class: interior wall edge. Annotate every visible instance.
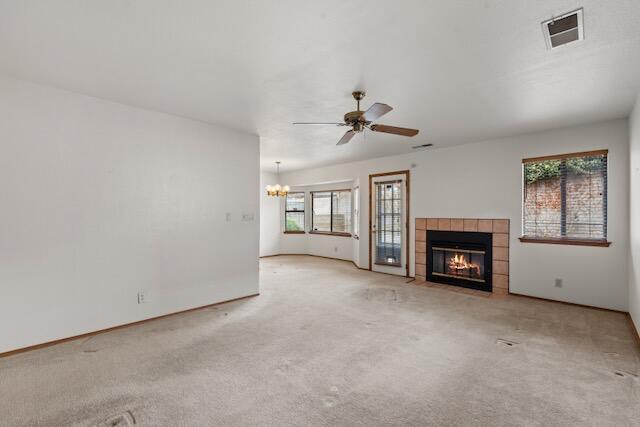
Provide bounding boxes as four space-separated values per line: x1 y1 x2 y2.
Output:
628 90 640 332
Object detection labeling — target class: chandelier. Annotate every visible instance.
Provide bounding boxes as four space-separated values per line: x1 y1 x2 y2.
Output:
265 161 290 197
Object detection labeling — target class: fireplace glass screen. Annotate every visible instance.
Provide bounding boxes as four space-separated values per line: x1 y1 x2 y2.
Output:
431 247 486 283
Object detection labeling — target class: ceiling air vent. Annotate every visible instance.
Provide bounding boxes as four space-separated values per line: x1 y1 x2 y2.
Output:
542 8 583 49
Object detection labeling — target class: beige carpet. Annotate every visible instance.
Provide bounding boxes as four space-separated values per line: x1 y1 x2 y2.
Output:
1 255 639 426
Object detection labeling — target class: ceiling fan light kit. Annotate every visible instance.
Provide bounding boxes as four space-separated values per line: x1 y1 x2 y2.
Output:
293 91 420 146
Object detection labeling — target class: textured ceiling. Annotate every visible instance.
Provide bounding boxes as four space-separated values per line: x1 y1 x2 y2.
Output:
1 0 639 172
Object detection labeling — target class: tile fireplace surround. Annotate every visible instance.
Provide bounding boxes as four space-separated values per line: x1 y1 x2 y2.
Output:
415 218 510 295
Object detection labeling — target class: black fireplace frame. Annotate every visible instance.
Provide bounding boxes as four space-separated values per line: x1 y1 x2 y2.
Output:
426 230 493 292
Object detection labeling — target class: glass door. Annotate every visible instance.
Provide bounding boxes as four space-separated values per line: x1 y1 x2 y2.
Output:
371 173 407 276
375 180 402 266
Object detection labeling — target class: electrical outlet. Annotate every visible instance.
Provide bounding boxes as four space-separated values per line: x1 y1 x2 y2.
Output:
554 278 563 288
137 291 146 304
242 213 254 221
225 212 232 222
334 246 338 253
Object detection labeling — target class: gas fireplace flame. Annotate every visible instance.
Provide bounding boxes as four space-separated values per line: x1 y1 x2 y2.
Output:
448 253 480 274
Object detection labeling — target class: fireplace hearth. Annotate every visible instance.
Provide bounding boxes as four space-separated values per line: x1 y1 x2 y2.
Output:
427 230 493 292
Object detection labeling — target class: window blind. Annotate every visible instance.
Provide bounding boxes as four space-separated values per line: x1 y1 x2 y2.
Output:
332 190 352 233
522 150 607 241
353 187 360 238
311 190 352 234
285 192 305 231
311 191 332 232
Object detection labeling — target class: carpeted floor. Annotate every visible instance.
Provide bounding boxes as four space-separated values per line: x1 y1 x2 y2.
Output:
1 255 639 426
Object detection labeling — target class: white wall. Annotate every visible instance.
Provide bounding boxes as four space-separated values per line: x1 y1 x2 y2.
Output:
0 76 260 354
278 119 629 311
629 94 640 330
260 172 280 257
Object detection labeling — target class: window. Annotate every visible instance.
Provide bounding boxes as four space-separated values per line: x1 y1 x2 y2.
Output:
284 192 305 233
332 190 352 233
521 150 609 246
311 192 331 232
353 187 360 238
311 190 352 235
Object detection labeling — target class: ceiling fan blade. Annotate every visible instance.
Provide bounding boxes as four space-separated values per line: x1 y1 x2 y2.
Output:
293 122 346 126
336 130 356 145
370 124 419 137
362 103 393 122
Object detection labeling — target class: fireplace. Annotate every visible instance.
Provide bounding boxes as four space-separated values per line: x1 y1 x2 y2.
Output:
427 230 493 292
415 218 510 295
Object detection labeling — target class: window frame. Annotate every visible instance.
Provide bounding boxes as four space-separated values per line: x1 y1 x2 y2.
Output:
310 189 352 237
284 192 306 234
353 186 360 240
519 149 610 247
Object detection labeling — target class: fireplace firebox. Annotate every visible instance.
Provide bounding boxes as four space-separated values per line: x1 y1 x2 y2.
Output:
427 231 492 292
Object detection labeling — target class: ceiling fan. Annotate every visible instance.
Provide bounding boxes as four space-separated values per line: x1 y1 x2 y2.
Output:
293 91 419 146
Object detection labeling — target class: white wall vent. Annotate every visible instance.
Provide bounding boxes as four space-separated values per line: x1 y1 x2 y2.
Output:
542 8 584 49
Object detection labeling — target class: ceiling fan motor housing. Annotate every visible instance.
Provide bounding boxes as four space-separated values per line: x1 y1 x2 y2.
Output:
344 110 368 131
344 90 369 131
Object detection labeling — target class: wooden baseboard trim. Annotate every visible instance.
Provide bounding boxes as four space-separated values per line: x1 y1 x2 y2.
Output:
353 262 368 271
262 253 359 270
260 254 412 279
629 314 640 347
261 253 354 264
509 292 627 314
0 293 259 359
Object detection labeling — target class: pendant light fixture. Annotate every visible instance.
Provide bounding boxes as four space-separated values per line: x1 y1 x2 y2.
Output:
265 161 290 197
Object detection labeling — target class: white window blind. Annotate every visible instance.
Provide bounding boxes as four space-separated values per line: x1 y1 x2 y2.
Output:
311 192 331 232
522 150 607 241
353 187 360 238
332 190 352 233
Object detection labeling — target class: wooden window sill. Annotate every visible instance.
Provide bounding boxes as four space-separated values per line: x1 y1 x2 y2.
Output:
518 237 611 247
284 230 306 234
309 231 352 238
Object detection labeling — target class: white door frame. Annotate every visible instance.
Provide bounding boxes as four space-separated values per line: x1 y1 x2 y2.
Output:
369 170 410 277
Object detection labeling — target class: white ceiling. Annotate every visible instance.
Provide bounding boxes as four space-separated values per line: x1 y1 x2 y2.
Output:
1 1 639 172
